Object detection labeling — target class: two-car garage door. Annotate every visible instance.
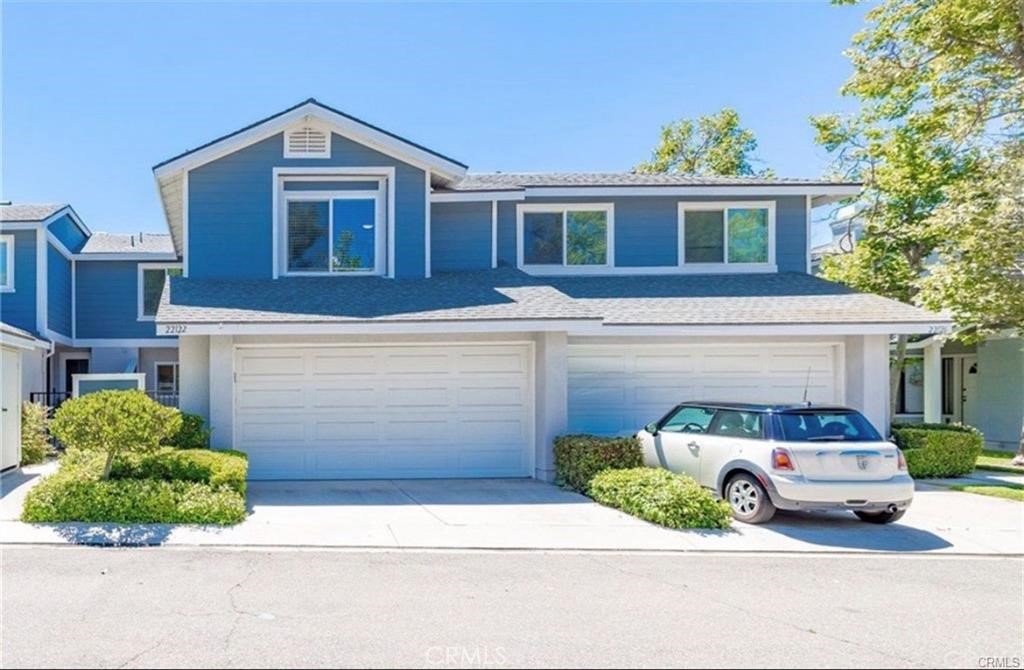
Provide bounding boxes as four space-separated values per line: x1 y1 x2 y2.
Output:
234 344 533 480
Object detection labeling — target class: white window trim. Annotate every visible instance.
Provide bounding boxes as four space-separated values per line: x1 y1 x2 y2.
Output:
71 373 145 398
516 203 615 274
272 167 396 279
137 262 183 321
0 234 14 292
153 361 180 393
283 121 332 159
279 187 386 277
677 201 776 269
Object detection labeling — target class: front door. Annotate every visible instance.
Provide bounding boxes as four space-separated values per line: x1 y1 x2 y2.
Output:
962 355 979 427
1 347 22 470
64 358 89 396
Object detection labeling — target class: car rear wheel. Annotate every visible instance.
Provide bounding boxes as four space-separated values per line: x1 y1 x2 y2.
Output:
726 473 776 524
854 509 906 524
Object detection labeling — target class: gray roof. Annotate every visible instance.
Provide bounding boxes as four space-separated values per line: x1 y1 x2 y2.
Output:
80 232 176 255
158 267 944 328
442 173 860 192
0 203 67 223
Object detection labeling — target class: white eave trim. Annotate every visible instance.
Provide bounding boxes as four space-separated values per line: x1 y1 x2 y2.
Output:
431 190 526 203
569 322 953 337
152 102 467 182
520 184 862 200
0 329 50 350
74 253 180 262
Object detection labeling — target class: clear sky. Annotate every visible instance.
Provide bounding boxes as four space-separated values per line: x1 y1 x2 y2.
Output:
2 1 868 237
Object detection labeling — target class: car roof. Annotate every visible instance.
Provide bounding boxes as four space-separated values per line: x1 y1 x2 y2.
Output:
677 401 858 414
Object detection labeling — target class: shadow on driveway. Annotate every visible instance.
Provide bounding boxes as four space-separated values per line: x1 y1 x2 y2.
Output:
749 510 953 552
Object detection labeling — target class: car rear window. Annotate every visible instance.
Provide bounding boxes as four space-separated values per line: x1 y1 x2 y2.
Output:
778 411 883 442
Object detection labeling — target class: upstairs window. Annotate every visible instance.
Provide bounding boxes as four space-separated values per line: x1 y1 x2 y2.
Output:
519 204 613 269
0 234 13 291
284 125 330 159
679 203 773 265
138 264 183 320
284 191 384 275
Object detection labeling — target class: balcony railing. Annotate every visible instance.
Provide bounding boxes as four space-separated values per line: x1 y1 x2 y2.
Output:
29 390 179 409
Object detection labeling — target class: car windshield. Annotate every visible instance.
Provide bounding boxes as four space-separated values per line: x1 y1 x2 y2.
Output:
778 411 883 442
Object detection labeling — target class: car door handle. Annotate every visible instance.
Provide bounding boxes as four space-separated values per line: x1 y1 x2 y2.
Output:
687 441 700 450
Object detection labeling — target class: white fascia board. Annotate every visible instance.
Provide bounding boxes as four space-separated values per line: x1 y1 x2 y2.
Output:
73 338 179 348
153 102 467 181
524 184 863 199
41 328 74 347
74 253 180 262
567 322 953 337
152 319 600 336
0 330 50 350
431 191 526 203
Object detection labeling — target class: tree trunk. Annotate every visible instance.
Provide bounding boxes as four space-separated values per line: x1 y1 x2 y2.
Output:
1012 417 1024 467
890 335 909 422
101 451 115 480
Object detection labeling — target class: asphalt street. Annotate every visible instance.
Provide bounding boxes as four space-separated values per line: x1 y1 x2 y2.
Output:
1 546 1021 668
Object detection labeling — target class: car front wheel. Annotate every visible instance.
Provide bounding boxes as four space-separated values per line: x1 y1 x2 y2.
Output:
854 509 906 524
726 473 776 524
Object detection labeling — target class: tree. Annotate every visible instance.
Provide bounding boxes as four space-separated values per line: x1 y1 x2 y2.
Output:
635 108 773 176
50 390 182 480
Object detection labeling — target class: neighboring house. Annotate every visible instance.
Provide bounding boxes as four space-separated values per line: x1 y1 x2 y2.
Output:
814 203 1024 451
0 204 182 409
132 97 945 481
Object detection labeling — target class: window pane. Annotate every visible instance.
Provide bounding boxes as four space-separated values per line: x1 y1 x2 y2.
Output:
143 269 167 316
332 199 376 271
287 201 329 271
684 210 724 262
711 410 762 438
661 406 716 433
0 240 8 286
523 212 563 265
156 364 177 392
778 411 882 442
566 211 607 265
727 208 768 263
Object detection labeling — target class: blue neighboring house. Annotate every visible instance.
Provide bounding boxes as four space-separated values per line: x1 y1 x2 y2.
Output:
2 99 950 479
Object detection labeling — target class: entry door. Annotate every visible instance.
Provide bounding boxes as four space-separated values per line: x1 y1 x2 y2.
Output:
961 355 979 427
64 358 89 395
1 347 21 470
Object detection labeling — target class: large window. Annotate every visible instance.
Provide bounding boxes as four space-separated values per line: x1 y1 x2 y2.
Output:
0 234 13 291
519 205 612 268
154 362 179 394
679 203 772 265
138 264 183 320
284 190 383 275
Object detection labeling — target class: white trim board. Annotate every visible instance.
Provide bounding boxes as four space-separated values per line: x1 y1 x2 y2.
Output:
71 373 145 398
431 191 526 203
521 184 861 203
73 338 180 348
0 234 14 292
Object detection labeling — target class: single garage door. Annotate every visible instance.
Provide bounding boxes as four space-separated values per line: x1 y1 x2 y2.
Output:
568 343 840 435
235 344 533 480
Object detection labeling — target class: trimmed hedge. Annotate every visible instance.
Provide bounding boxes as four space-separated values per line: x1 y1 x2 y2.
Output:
891 423 983 478
112 448 248 495
162 412 212 450
590 467 732 530
554 434 643 493
20 402 52 465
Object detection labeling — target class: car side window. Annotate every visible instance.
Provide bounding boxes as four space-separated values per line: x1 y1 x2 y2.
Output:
709 410 763 439
660 406 716 434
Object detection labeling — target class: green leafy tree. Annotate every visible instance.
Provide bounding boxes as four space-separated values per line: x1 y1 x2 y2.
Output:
50 390 182 480
635 108 773 176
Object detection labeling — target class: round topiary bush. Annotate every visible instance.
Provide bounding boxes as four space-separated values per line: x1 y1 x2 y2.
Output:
891 423 984 478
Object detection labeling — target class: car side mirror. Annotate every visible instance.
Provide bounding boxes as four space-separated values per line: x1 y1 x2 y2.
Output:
645 422 659 436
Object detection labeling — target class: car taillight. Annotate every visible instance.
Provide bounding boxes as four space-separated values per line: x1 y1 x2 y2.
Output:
897 449 908 471
772 448 795 471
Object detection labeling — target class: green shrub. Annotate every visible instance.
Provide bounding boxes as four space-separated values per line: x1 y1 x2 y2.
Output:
162 412 211 450
22 468 245 525
20 402 52 465
112 447 248 495
590 467 732 530
554 434 643 493
50 390 182 479
891 423 984 478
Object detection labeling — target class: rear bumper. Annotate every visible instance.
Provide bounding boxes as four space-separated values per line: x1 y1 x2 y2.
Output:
764 474 915 513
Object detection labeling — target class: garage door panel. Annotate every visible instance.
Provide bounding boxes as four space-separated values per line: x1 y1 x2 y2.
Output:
311 353 378 376
384 386 451 407
312 386 377 408
238 387 304 410
459 417 526 441
457 385 525 407
312 419 379 441
384 352 450 375
458 352 525 374
569 343 838 436
239 419 307 442
238 353 305 376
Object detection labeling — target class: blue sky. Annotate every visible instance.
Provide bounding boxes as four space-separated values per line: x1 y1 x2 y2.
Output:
2 1 868 238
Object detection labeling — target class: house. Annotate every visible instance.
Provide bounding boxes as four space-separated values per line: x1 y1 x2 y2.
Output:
0 204 182 403
132 97 946 481
814 203 1023 451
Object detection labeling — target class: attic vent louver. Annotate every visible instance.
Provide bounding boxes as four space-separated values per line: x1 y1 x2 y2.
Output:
285 125 330 158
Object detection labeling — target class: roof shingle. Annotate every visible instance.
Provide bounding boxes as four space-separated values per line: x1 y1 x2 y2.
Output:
80 232 176 255
0 204 67 223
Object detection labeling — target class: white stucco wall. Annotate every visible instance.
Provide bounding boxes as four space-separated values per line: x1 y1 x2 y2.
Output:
178 335 210 421
534 331 568 481
843 334 891 434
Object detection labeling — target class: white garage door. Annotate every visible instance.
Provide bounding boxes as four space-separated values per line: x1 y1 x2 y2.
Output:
235 344 533 480
568 343 840 435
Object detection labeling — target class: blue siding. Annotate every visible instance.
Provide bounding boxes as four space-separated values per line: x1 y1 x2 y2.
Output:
496 201 516 266
75 261 173 340
517 195 808 272
189 132 426 280
47 213 88 252
431 202 491 272
47 245 72 336
0 230 37 332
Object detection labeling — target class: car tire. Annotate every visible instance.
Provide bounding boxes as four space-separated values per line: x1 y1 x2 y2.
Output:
854 509 906 524
725 473 776 524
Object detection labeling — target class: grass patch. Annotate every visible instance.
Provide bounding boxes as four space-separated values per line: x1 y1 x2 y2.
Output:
949 483 1024 502
975 449 1024 474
